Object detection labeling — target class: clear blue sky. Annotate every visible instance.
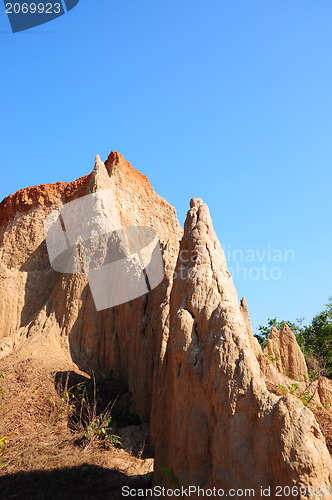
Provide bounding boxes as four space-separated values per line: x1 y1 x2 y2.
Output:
1 1 331 331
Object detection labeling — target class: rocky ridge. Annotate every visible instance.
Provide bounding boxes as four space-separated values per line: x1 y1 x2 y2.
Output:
0 152 331 496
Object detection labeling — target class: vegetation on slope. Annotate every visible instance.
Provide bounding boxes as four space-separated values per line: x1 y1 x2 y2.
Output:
256 297 332 379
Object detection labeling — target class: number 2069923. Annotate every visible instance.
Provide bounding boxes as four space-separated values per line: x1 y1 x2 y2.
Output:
6 3 62 14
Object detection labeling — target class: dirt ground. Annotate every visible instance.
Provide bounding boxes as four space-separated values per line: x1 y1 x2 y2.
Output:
0 354 153 500
1 351 331 500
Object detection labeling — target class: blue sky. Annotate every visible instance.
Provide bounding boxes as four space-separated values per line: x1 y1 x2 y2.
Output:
1 0 331 331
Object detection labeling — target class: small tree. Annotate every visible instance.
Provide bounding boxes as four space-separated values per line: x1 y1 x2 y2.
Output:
256 298 332 379
300 297 332 378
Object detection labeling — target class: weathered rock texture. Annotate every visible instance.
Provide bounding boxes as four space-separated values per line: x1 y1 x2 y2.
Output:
240 297 261 355
318 376 332 407
153 198 332 494
1 153 331 495
264 324 310 383
0 152 182 421
259 326 332 411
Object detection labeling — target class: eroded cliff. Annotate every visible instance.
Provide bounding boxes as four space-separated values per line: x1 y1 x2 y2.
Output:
0 153 331 496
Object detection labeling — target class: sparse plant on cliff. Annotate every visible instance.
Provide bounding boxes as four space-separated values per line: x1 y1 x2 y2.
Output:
265 354 281 362
276 382 316 407
277 383 299 397
296 378 318 407
0 372 5 401
45 374 76 424
300 392 314 406
289 383 299 395
277 384 289 396
80 412 121 448
75 378 120 448
257 299 332 379
44 393 75 423
160 467 181 488
53 372 121 449
0 436 9 469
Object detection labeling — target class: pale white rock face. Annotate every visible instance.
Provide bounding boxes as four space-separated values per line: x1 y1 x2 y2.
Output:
44 157 165 311
0 154 331 495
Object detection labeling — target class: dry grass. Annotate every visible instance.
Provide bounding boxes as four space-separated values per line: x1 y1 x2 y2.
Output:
0 356 153 499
